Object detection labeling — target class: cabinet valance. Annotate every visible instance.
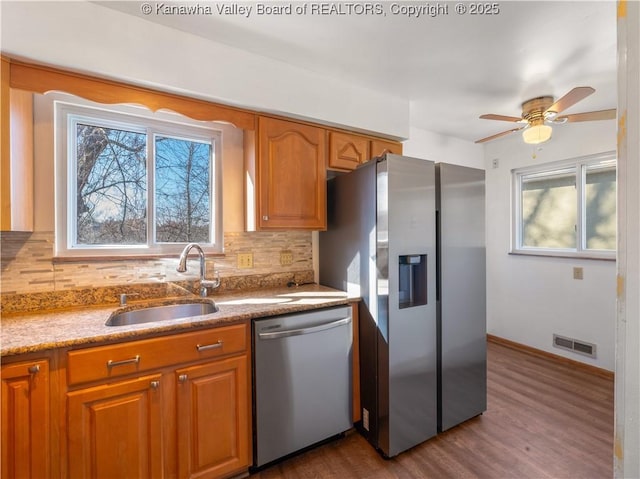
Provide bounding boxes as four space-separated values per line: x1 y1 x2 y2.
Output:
5 57 256 130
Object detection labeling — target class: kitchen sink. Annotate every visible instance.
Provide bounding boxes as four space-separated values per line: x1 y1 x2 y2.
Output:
106 301 218 327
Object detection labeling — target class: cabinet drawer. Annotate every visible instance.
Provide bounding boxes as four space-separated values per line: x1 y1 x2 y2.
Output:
67 323 247 386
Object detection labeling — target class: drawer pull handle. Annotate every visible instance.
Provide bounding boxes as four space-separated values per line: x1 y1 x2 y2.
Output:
178 374 188 383
150 380 160 389
107 355 140 369
28 365 40 374
196 341 223 352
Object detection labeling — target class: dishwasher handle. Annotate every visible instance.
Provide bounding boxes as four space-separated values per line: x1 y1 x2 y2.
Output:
257 316 351 340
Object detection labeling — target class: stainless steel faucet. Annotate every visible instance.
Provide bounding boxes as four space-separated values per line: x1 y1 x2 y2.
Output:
176 243 221 297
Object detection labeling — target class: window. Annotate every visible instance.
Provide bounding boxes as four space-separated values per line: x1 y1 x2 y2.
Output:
56 101 222 256
512 152 616 259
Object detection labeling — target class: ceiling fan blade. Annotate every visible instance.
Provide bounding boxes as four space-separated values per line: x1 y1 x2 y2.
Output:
557 109 617 122
545 87 595 115
480 114 523 122
475 126 524 144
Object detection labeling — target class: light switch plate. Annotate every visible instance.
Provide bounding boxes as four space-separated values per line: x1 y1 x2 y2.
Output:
280 250 293 266
237 253 253 269
573 267 583 280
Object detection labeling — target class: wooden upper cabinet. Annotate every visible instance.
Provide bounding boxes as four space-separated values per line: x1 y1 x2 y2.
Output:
251 116 327 230
370 138 403 158
328 132 403 172
1 58 34 232
1 358 50 479
328 131 370 171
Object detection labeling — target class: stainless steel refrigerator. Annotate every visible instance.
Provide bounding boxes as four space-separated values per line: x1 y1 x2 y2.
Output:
435 163 486 432
320 154 438 457
319 155 486 457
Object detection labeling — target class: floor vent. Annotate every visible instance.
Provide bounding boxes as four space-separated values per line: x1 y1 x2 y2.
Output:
553 334 597 358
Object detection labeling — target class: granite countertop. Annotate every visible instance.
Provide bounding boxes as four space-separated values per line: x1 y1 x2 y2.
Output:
1 284 355 357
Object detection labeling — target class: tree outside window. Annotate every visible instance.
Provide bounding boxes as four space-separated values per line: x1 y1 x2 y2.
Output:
513 152 616 259
56 102 222 256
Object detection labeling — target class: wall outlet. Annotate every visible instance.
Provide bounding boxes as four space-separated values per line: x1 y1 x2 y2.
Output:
492 158 499 169
237 253 253 269
280 250 293 266
573 267 584 280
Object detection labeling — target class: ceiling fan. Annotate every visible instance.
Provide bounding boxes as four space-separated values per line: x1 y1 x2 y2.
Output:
475 87 616 144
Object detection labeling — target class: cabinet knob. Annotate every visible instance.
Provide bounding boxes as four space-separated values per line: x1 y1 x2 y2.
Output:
150 380 160 389
263 215 269 221
178 374 188 383
28 365 40 374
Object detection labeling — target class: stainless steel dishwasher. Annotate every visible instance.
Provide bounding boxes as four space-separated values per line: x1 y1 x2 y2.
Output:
253 305 352 468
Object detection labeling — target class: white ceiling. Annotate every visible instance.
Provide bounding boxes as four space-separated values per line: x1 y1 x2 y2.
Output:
101 1 617 143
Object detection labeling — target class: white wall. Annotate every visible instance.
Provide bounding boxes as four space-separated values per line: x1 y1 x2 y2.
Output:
403 126 485 169
0 1 409 139
485 120 617 371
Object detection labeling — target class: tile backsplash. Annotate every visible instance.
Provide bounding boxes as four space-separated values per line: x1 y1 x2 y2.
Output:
0 230 313 295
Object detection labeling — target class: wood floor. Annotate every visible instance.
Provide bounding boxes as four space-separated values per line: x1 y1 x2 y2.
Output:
251 340 614 479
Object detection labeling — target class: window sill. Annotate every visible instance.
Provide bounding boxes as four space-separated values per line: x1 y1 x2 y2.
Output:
53 253 226 264
508 250 616 261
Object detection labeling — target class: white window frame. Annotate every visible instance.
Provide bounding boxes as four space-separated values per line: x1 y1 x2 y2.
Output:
511 151 616 260
55 98 223 257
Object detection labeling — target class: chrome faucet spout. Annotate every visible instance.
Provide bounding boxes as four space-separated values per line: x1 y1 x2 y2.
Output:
177 242 202 273
176 243 220 297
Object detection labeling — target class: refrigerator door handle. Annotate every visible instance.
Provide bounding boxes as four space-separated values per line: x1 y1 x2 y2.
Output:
257 317 351 340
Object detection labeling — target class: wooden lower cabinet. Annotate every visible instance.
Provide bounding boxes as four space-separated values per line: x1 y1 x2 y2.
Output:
176 356 249 479
63 324 251 479
66 373 164 479
1 358 50 479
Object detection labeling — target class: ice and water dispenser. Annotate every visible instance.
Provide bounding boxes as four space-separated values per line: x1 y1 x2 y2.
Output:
398 254 427 309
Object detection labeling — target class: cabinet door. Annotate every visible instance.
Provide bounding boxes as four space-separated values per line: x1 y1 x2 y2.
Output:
257 116 326 230
1 359 50 479
1 58 34 232
328 131 370 171
370 138 403 158
67 374 164 479
176 356 249 479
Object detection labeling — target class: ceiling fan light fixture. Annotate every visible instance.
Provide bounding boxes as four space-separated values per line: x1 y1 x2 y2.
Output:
522 123 553 144
476 87 604 145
